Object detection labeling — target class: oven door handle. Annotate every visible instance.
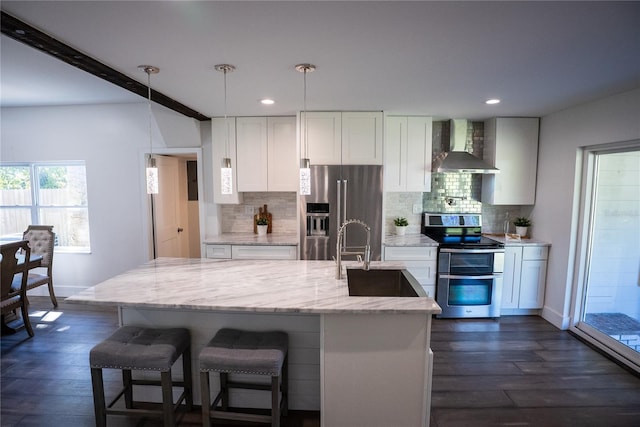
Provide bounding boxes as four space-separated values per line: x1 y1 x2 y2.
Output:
440 274 503 280
440 248 504 254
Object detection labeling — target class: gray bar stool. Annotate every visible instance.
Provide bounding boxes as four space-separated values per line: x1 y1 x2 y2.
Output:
90 326 193 426
199 328 288 427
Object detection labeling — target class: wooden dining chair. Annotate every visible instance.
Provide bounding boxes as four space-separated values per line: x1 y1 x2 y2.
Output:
1 240 35 337
22 225 58 307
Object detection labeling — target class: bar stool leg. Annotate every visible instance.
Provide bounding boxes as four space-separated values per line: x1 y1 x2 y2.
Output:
161 370 175 426
122 369 133 408
200 371 212 427
179 347 193 411
272 375 280 427
90 368 107 427
282 354 289 417
220 372 229 411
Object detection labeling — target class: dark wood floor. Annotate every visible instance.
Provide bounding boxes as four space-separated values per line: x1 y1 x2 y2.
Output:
430 315 640 427
2 297 639 427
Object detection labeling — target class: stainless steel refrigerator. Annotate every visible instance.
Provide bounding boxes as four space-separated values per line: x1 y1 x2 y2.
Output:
300 165 383 261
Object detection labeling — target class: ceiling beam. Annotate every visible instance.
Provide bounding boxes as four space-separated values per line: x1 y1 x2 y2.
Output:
1 11 210 121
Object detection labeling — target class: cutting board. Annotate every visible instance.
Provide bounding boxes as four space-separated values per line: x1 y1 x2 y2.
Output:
254 204 273 234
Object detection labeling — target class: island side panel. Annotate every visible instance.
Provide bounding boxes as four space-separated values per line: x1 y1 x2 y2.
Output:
321 313 431 427
120 307 321 410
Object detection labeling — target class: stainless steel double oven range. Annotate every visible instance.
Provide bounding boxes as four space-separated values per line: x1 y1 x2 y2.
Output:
423 213 505 318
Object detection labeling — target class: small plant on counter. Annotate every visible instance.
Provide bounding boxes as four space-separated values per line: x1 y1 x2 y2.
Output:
394 217 409 227
513 217 531 227
256 217 269 226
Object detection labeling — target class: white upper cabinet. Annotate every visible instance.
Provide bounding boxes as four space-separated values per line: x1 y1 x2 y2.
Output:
341 112 383 165
236 117 268 191
236 116 297 192
267 117 298 191
384 116 432 192
482 117 540 205
212 117 243 204
302 112 342 165
302 111 383 165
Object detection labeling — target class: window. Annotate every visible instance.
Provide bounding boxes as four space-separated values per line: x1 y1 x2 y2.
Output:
0 162 90 251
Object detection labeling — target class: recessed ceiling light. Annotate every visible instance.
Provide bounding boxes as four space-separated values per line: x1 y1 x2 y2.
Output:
485 99 501 105
260 99 275 105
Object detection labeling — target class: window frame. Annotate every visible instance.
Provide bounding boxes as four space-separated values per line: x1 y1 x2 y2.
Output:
0 161 91 253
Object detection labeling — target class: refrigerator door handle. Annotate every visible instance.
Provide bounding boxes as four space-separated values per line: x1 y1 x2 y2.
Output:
336 179 342 250
342 179 348 248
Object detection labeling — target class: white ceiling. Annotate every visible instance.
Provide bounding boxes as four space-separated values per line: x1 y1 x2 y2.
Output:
2 1 639 120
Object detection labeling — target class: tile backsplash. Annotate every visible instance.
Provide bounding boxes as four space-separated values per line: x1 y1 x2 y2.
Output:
220 192 298 233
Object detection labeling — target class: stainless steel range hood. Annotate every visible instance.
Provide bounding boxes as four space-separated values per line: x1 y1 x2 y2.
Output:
432 119 499 174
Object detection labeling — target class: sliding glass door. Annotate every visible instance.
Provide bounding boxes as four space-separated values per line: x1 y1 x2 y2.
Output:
573 144 640 371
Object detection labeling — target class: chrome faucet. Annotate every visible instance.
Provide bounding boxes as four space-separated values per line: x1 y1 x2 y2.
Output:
336 219 371 279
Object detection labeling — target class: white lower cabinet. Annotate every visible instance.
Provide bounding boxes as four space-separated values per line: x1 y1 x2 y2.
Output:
205 244 232 259
205 244 297 260
502 245 548 311
231 245 297 260
383 246 437 297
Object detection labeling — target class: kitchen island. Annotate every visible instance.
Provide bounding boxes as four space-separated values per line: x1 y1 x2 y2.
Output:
68 258 441 427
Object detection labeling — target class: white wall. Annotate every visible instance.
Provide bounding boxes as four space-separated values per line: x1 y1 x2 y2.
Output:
1 102 203 296
533 88 640 329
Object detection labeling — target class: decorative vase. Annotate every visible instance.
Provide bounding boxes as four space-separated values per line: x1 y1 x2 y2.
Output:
257 225 268 236
515 226 528 237
395 225 407 236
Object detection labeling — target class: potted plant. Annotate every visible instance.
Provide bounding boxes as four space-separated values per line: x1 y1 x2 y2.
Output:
256 217 269 235
394 217 409 236
513 217 531 237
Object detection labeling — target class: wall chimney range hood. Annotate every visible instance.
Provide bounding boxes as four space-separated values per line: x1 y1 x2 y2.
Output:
432 119 499 174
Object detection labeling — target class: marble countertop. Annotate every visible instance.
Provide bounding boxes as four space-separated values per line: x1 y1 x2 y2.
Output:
203 233 298 246
384 234 438 247
67 258 441 315
483 234 551 246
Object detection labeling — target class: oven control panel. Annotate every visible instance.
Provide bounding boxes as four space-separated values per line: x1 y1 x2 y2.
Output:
424 213 481 227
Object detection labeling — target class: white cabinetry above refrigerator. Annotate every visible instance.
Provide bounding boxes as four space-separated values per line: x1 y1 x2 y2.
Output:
301 111 383 165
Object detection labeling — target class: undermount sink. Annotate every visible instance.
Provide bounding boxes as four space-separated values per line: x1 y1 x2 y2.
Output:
346 269 426 297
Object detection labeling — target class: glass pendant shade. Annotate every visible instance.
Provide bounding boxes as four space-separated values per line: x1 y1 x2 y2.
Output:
299 158 311 195
146 157 159 194
221 157 233 195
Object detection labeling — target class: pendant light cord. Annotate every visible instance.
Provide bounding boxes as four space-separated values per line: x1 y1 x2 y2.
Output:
147 70 153 162
223 67 229 159
303 68 308 159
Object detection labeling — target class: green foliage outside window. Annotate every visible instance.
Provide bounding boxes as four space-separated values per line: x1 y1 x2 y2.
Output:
0 166 30 190
38 166 68 189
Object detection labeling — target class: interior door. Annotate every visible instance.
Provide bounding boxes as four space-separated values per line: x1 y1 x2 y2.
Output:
154 155 182 257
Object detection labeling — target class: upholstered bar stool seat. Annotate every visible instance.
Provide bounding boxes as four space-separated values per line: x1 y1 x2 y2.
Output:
90 326 193 427
199 328 288 427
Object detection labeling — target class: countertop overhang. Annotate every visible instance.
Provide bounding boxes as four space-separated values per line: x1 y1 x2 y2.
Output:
67 258 441 315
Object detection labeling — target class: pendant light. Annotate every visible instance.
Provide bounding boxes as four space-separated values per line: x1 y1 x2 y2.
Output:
139 65 160 194
215 64 236 195
296 63 316 196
